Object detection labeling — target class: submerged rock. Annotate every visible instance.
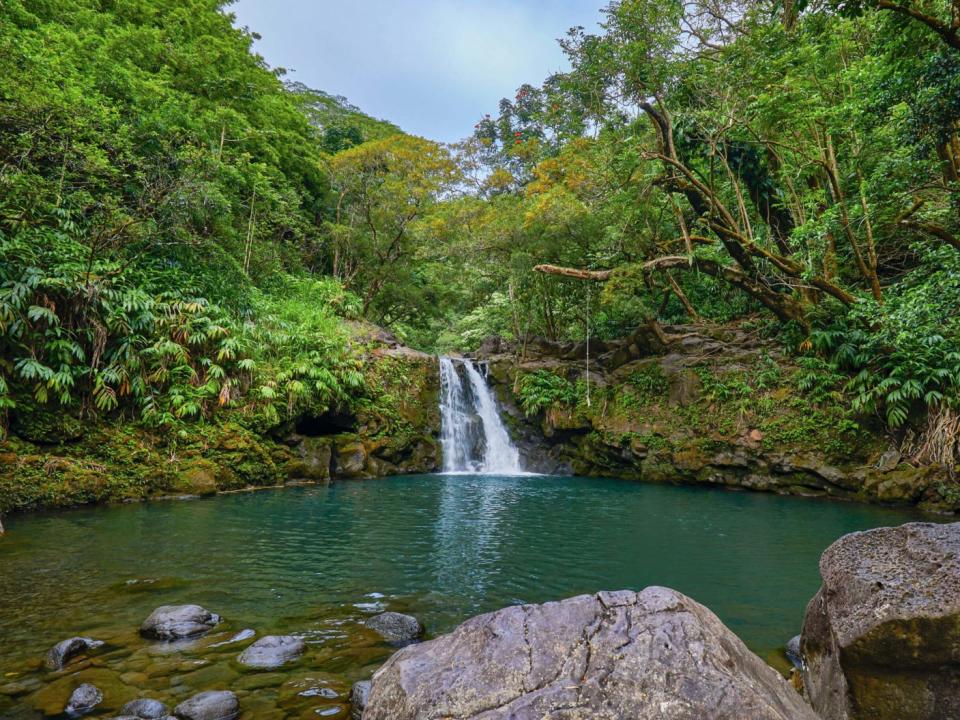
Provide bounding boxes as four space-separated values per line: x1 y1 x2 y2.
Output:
140 605 221 640
208 628 256 648
349 680 371 720
801 521 960 720
365 612 423 643
236 635 305 668
172 690 238 720
119 698 169 719
65 683 102 714
364 587 819 720
45 636 104 670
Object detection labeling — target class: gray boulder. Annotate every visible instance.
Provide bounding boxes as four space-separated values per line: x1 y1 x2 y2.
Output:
350 680 371 720
365 612 423 643
364 587 819 720
140 605 221 640
172 690 238 720
45 636 104 670
65 683 102 714
801 521 960 720
236 635 305 668
120 698 169 719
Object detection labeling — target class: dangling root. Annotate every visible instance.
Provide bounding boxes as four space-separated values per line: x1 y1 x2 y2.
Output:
903 405 960 471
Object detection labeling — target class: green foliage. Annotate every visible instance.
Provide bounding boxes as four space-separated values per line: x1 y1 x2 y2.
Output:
811 246 960 427
627 365 669 400
795 357 847 405
754 354 784 391
516 371 582 416
0 0 379 437
0 209 362 434
290 82 402 148
3 0 960 462
760 403 863 457
696 368 753 403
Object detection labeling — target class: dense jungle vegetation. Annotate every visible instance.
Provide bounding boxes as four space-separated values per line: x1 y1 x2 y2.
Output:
1 0 959 467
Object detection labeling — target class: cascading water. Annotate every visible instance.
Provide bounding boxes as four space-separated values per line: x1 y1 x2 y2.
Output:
438 357 522 474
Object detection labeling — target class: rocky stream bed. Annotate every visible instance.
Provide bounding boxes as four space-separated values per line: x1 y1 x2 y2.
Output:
2 521 957 719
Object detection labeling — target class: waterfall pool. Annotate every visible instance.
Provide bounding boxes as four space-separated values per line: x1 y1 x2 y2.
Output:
0 474 943 719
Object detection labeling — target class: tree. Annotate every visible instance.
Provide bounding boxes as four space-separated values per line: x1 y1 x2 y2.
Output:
328 135 460 320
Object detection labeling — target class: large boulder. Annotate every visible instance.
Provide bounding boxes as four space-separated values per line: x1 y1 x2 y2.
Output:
291 436 333 481
363 587 818 720
45 636 104 670
237 635 305 668
140 605 221 640
801 522 960 720
173 690 238 720
365 612 423 643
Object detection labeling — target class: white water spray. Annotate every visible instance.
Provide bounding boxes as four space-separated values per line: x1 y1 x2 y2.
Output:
438 357 522 474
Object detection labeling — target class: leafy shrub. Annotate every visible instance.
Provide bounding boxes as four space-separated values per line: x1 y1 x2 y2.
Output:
812 246 960 429
696 367 753 403
628 364 668 398
516 370 582 416
795 356 846 405
0 217 362 435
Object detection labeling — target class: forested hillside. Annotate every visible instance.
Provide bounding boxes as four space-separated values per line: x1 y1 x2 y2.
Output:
0 0 412 435
436 0 960 468
1 0 959 503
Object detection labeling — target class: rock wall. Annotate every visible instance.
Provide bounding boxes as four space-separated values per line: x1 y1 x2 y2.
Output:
284 348 441 482
477 325 959 513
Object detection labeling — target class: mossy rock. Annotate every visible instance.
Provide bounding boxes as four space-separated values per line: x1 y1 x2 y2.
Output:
333 437 368 477
11 402 85 444
206 424 282 489
171 459 219 496
287 436 333 481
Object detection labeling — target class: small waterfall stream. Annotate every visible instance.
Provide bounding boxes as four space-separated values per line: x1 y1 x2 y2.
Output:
438 357 522 474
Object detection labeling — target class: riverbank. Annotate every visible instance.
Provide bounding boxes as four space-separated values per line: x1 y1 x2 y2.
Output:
478 322 960 514
0 332 442 517
2 320 957 519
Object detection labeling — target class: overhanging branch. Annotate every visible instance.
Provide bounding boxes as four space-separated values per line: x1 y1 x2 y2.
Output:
532 264 614 281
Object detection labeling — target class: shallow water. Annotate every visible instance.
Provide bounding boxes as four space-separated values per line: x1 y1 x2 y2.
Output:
0 474 943 718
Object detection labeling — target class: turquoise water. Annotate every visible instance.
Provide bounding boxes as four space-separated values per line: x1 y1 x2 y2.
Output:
0 475 941 718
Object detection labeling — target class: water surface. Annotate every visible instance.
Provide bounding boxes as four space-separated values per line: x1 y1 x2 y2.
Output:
0 474 941 718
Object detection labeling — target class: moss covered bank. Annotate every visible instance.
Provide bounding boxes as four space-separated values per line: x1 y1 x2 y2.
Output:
479 323 960 514
0 339 440 517
3 321 958 519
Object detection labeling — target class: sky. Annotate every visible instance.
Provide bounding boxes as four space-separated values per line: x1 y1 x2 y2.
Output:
229 0 606 144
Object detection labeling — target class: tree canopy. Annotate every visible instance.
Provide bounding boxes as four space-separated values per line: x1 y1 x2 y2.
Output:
1 0 958 463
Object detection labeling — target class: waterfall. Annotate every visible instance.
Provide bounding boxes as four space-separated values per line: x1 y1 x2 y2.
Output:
438 357 522 474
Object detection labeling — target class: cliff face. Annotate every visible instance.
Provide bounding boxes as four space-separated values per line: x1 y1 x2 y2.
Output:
477 324 959 513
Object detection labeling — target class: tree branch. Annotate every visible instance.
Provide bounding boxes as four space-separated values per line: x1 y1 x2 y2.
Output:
876 0 960 50
532 264 614 281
